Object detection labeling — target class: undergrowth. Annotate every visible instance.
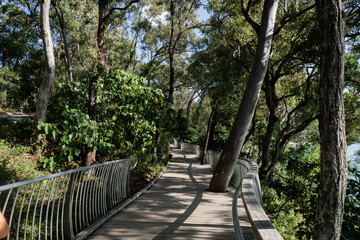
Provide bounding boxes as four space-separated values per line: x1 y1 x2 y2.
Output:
0 140 45 185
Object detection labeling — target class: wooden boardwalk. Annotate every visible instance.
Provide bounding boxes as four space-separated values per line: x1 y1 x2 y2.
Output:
87 148 253 239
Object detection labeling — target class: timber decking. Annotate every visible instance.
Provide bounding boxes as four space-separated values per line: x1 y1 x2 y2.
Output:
86 148 253 240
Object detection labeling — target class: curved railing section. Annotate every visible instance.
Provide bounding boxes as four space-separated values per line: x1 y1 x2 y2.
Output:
235 161 283 240
175 139 282 240
0 158 137 240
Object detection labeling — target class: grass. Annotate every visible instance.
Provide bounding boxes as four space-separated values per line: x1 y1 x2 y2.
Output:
0 140 46 185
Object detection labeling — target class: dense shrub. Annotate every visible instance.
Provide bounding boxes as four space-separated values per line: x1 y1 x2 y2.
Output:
38 70 173 171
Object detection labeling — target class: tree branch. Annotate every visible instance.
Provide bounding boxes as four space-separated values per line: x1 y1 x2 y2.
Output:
103 0 139 23
240 0 260 35
274 3 316 37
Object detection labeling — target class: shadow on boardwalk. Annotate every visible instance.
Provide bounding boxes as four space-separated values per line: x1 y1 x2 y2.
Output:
87 147 253 239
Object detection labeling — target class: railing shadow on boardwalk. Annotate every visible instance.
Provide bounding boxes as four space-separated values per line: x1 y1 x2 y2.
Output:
87 147 236 239
152 153 203 240
176 140 283 240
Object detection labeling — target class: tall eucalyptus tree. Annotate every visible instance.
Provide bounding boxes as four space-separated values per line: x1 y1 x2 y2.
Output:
36 0 55 125
209 0 279 192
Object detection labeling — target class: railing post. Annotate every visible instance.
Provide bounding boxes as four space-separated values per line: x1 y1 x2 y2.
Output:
106 166 114 211
64 174 75 239
126 163 131 199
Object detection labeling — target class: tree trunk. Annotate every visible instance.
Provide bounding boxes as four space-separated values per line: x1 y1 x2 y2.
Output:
259 75 278 184
208 112 216 149
201 109 215 165
97 0 107 68
186 91 197 122
84 0 107 166
208 0 279 192
36 0 55 125
168 0 175 99
314 0 347 239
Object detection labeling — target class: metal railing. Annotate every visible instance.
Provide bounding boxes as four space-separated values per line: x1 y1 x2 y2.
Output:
180 142 201 156
236 162 283 240
175 140 282 240
0 158 137 240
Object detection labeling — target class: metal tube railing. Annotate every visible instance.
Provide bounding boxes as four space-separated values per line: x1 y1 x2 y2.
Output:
0 157 137 240
239 163 283 240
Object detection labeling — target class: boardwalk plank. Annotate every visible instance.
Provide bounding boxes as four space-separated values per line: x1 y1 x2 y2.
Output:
86 148 253 239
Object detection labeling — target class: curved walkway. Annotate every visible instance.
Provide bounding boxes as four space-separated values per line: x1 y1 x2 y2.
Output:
87 147 253 239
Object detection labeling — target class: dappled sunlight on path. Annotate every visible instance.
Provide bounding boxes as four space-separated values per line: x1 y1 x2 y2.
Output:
87 147 252 239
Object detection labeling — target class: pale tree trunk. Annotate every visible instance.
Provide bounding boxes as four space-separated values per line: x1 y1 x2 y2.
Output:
314 0 347 239
36 0 55 125
208 0 279 192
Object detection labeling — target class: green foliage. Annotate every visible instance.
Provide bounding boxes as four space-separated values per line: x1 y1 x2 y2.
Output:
39 70 172 171
344 52 360 145
342 168 360 239
0 140 45 185
0 1 43 111
97 70 171 157
0 67 21 109
173 109 189 140
38 107 97 171
263 145 320 239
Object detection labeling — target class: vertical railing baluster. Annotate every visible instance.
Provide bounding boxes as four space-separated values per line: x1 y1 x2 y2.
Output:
63 174 75 240
82 170 91 227
39 179 51 240
102 164 112 215
88 169 96 222
94 166 105 219
56 175 68 240
50 177 61 240
24 183 37 239
120 163 126 201
126 161 132 199
31 181 44 240
105 164 114 211
16 184 30 239
74 171 85 234
8 187 21 240
45 178 57 240
114 163 122 203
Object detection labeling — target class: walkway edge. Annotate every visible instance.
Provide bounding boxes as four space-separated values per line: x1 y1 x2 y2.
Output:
74 160 170 240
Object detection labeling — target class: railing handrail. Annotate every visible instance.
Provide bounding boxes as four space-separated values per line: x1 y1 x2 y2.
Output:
239 163 283 240
175 139 283 240
0 157 137 240
0 158 137 192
